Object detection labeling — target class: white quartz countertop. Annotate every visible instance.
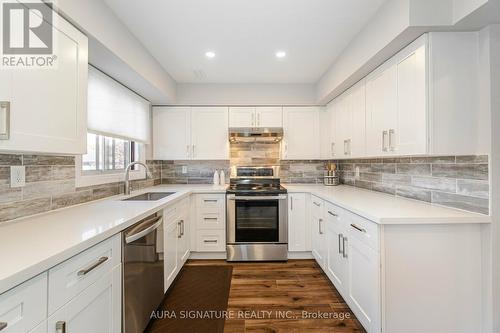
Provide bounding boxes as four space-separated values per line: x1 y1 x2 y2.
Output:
284 184 491 225
0 183 490 295
0 185 226 294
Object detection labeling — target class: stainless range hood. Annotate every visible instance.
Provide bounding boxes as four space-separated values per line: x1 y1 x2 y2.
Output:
229 127 283 143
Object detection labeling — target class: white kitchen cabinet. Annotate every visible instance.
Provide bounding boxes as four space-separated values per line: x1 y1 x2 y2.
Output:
0 9 88 154
319 105 335 159
47 265 121 333
0 273 47 333
229 107 282 128
288 193 310 252
310 196 326 268
229 107 255 127
190 107 229 160
153 107 229 160
282 107 320 160
193 194 226 252
178 198 191 264
163 217 179 291
256 107 283 127
365 32 485 157
325 205 348 294
347 235 380 333
153 107 191 160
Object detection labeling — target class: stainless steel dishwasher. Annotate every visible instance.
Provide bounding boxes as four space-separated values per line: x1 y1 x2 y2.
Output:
122 212 164 333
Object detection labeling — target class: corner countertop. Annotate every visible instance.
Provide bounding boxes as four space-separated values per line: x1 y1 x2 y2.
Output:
283 184 491 225
0 185 226 295
0 183 490 295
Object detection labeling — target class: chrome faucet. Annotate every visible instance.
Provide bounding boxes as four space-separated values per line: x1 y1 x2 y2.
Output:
124 162 152 195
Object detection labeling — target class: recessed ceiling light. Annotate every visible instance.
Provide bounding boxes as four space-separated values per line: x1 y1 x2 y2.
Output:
205 51 216 58
275 51 286 58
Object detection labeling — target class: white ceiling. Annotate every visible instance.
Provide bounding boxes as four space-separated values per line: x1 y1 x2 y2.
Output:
104 0 387 84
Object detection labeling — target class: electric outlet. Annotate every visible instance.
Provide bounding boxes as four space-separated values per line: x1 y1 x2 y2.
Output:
355 166 360 180
181 166 188 174
10 165 25 188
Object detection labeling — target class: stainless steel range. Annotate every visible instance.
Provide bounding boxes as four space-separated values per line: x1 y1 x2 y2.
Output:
226 166 288 261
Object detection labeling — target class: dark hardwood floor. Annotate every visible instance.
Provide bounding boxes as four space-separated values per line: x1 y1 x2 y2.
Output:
185 259 366 333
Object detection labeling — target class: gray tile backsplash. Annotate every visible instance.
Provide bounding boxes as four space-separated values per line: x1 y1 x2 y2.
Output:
336 155 490 214
0 154 162 223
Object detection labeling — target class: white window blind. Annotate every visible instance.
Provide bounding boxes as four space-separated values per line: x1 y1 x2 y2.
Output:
88 67 151 143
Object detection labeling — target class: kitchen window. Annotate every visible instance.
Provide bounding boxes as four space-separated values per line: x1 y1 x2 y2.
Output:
76 66 151 187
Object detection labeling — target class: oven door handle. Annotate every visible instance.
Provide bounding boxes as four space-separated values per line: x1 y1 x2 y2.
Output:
227 195 287 200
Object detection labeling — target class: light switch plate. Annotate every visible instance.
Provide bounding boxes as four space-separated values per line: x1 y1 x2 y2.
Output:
182 166 188 174
10 166 25 188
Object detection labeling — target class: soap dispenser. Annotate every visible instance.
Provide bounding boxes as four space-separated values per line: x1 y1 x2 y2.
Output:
213 170 219 185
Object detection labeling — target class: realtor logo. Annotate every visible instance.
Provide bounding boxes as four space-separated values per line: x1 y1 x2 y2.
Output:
1 0 56 68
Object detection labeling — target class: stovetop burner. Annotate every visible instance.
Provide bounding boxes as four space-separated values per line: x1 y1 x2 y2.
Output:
227 166 287 195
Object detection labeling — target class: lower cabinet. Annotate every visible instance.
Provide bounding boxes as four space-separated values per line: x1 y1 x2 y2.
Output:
164 198 191 291
47 265 122 333
310 196 326 268
193 194 226 252
288 193 310 252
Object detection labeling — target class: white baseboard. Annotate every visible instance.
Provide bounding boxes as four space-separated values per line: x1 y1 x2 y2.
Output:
188 251 313 260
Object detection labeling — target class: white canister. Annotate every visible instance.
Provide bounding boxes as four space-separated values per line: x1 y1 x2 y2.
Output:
219 170 226 185
213 170 219 185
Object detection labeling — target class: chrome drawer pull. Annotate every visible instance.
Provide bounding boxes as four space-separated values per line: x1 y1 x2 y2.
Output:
342 236 348 258
204 240 218 243
350 223 366 233
0 322 7 331
56 321 65 333
338 234 343 254
77 257 109 276
204 199 218 203
328 211 337 217
180 220 184 236
318 218 324 235
313 201 321 207
177 221 182 238
204 217 218 220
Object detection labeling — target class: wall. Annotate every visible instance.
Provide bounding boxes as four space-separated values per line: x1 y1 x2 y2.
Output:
0 154 161 223
336 155 489 214
174 83 317 106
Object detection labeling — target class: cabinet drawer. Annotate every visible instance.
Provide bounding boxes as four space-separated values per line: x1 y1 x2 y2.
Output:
0 273 47 333
48 234 121 315
344 210 379 251
196 230 225 252
311 195 324 218
197 213 224 229
196 194 225 214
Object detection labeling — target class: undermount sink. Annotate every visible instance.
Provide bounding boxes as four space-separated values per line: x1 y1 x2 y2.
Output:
122 192 176 201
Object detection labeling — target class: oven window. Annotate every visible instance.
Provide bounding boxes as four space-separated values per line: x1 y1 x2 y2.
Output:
235 199 279 242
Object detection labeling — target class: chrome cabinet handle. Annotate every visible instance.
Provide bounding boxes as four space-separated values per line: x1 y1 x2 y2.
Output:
252 112 255 126
347 139 352 155
177 221 182 238
0 101 10 140
78 257 109 276
290 197 293 211
204 239 218 243
338 233 343 254
56 321 66 333
0 322 7 331
389 129 395 151
319 218 324 235
382 131 388 152
331 142 335 156
343 140 348 155
328 211 337 217
204 217 218 220
351 223 367 233
313 201 321 207
192 144 196 158
204 199 218 203
180 220 184 236
342 236 348 258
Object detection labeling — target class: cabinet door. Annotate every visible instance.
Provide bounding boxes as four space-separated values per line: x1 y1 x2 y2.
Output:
319 106 335 159
164 220 179 291
229 107 255 127
347 236 380 333
326 211 348 294
256 107 282 127
310 198 326 268
282 107 320 160
334 93 352 158
178 199 190 264
191 107 229 160
0 11 87 154
47 265 121 333
395 42 427 155
365 64 397 156
350 81 367 157
153 107 191 160
288 193 309 252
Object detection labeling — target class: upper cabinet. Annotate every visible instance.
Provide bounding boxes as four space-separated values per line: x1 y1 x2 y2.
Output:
153 107 229 160
282 107 320 160
229 107 282 128
364 32 485 157
0 9 88 154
